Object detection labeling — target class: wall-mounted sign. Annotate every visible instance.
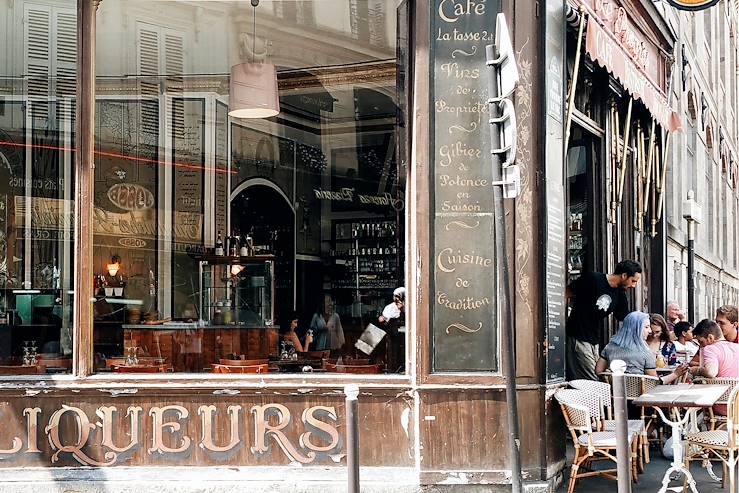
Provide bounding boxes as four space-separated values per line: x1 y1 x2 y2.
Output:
430 0 501 372
107 183 155 211
0 401 343 467
666 0 720 10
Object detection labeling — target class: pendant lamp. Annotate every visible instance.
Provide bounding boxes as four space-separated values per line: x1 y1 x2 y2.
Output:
229 0 280 119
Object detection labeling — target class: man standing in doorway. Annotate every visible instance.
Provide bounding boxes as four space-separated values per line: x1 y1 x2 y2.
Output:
565 260 642 380
715 305 738 344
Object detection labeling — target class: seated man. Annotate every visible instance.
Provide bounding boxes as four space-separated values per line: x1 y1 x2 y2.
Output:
715 305 738 344
673 321 699 363
690 319 739 416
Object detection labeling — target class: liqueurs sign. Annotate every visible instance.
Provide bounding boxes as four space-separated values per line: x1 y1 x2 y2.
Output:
613 8 649 69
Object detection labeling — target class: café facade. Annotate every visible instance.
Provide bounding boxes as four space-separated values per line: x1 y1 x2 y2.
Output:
0 0 678 491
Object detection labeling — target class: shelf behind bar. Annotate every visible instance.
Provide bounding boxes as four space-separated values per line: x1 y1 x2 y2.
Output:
122 323 277 330
188 253 276 264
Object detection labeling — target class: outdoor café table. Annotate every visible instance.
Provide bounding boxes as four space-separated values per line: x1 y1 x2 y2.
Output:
633 383 729 493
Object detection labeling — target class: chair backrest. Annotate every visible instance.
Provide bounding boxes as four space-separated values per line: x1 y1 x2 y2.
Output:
0 365 42 375
335 363 383 374
211 363 268 374
554 389 593 433
570 379 612 421
694 377 739 405
219 358 268 366
622 374 660 399
113 364 168 374
728 386 739 448
38 357 72 370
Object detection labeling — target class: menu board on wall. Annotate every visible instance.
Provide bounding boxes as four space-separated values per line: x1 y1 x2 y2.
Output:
215 101 229 243
172 98 205 252
544 0 567 382
431 0 501 372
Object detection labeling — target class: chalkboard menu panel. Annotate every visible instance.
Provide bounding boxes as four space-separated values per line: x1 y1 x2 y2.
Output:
544 0 567 382
431 0 501 372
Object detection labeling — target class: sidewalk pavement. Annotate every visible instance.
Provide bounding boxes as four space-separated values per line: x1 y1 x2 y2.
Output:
556 444 729 493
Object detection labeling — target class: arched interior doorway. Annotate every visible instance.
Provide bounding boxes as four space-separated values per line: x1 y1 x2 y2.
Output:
231 182 295 330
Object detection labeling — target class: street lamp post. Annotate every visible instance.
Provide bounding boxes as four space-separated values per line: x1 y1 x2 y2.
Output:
682 190 702 322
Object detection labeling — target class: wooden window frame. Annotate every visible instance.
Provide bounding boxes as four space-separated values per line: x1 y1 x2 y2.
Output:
0 0 512 390
0 0 422 389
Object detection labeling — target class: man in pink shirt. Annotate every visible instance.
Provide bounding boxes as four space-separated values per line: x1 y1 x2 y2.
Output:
715 305 738 344
690 319 739 416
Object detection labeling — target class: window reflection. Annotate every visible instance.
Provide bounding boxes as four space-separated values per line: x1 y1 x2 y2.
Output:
0 2 76 374
93 0 408 375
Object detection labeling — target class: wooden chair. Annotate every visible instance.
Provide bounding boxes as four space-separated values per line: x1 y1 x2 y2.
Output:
335 363 383 374
303 351 330 359
38 357 72 371
0 365 43 375
569 379 648 471
693 377 739 430
112 364 169 373
684 386 739 492
555 389 638 493
106 356 165 368
218 358 268 366
211 363 268 374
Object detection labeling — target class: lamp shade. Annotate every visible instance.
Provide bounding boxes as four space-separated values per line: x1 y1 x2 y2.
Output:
229 62 280 119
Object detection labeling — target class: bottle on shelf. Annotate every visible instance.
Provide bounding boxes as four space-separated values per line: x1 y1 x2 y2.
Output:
239 234 248 257
245 233 254 256
229 232 239 256
215 231 224 256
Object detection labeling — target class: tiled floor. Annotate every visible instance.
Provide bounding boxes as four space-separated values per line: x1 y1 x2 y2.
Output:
556 444 732 492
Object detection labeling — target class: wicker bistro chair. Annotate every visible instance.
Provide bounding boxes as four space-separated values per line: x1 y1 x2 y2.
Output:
569 379 649 470
693 377 739 431
555 389 639 493
622 374 665 454
684 386 739 492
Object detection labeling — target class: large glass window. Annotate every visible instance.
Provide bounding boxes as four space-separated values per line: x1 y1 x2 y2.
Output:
0 1 76 375
93 0 408 375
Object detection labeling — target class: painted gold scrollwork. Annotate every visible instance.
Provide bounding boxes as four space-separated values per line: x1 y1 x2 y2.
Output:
445 322 483 334
445 220 480 230
514 41 534 325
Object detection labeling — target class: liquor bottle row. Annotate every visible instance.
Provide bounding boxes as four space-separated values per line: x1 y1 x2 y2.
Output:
331 245 398 257
214 230 256 257
357 258 395 273
350 221 398 239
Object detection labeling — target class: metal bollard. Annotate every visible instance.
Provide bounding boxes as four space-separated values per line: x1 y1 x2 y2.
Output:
345 384 360 493
610 360 631 493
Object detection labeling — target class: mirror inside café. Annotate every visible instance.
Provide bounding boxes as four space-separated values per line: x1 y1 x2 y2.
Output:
0 0 77 374
92 0 409 374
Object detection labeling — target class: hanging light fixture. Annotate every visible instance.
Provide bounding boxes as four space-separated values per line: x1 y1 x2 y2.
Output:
229 0 280 119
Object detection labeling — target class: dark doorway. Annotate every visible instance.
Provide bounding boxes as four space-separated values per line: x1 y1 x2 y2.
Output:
231 184 295 330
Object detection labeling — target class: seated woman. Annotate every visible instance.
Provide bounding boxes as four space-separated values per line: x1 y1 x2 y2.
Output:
283 314 313 353
647 313 676 366
595 311 687 384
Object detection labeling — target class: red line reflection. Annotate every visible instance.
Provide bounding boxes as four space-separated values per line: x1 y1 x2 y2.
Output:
0 140 235 174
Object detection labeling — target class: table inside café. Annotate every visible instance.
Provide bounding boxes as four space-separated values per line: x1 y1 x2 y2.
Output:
269 357 325 373
633 383 729 493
